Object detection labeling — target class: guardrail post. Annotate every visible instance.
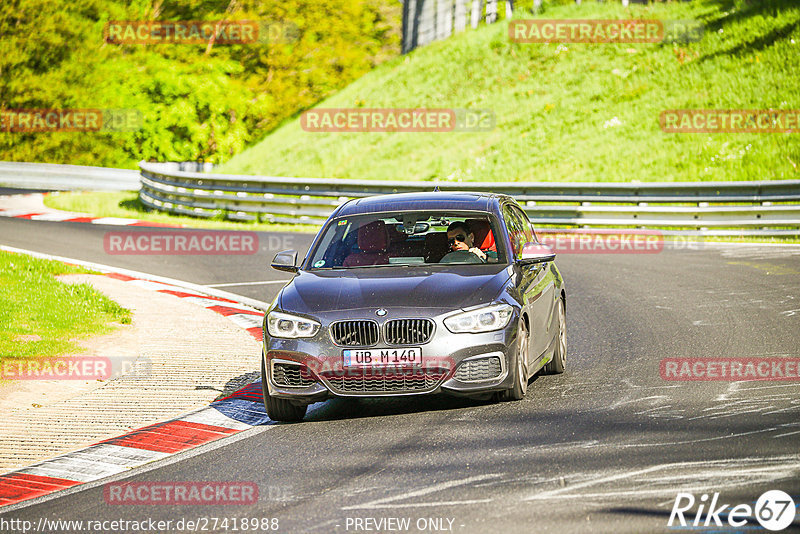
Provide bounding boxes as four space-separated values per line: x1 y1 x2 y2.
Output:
470 0 482 28
454 0 468 32
485 0 497 24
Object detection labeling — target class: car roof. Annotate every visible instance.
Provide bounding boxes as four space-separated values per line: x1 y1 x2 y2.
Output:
334 191 512 217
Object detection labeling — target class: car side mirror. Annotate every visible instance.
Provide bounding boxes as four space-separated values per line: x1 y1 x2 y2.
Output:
518 243 555 264
271 250 299 273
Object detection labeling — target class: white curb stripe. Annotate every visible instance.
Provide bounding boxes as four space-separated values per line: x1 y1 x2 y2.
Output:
227 313 264 329
14 467 103 484
0 199 166 227
20 444 168 482
21 457 130 482
66 444 171 466
127 279 187 292
18 464 123 484
180 297 255 311
90 217 140 226
29 213 84 222
179 407 253 431
0 210 42 217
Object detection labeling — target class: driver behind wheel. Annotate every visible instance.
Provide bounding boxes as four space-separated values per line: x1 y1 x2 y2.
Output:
440 221 487 263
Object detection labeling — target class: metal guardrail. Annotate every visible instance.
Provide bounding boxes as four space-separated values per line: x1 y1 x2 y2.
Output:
0 161 140 191
139 161 800 236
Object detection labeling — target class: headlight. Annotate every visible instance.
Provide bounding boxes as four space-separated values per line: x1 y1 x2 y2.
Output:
267 311 320 338
444 303 514 333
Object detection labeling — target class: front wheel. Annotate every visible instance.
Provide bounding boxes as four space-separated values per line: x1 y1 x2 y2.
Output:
261 357 307 422
543 298 566 375
500 320 529 401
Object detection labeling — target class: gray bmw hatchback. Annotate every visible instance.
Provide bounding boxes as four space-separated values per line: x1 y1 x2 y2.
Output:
262 192 566 421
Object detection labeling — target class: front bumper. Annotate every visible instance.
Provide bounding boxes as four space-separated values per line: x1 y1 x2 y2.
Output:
263 309 518 402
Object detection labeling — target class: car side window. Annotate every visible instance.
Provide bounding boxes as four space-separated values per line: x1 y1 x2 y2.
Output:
502 204 533 259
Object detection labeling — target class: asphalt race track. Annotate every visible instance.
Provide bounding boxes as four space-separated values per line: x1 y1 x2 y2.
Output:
1 209 799 533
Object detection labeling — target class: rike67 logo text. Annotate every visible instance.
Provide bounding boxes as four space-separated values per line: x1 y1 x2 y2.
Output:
669 490 796 531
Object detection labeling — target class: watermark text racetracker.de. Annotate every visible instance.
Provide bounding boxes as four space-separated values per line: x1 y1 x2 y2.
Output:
660 357 800 382
537 229 704 254
103 231 268 255
103 20 298 45
0 356 152 380
300 108 495 132
509 19 703 43
104 481 258 505
0 516 280 533
660 109 800 133
294 355 458 383
0 109 142 132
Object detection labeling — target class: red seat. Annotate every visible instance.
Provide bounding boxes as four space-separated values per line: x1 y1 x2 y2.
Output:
387 225 407 246
343 221 390 267
466 219 496 251
424 232 449 263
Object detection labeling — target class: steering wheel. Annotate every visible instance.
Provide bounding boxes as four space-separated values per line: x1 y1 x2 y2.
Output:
439 250 484 264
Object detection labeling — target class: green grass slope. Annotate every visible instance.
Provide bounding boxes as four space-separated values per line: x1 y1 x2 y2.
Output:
219 0 800 182
0 252 131 361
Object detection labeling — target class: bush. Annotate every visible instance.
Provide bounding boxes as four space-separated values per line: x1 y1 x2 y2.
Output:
0 0 400 168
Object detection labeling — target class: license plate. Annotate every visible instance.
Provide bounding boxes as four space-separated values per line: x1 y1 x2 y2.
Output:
343 348 422 367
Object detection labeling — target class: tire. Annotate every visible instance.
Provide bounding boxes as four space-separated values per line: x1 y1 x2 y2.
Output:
543 298 566 375
501 320 529 401
261 357 307 422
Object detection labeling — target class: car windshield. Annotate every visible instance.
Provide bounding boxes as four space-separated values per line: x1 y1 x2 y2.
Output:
306 211 507 269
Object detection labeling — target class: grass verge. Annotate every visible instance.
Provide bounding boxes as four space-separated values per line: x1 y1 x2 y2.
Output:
0 251 131 363
218 0 800 183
